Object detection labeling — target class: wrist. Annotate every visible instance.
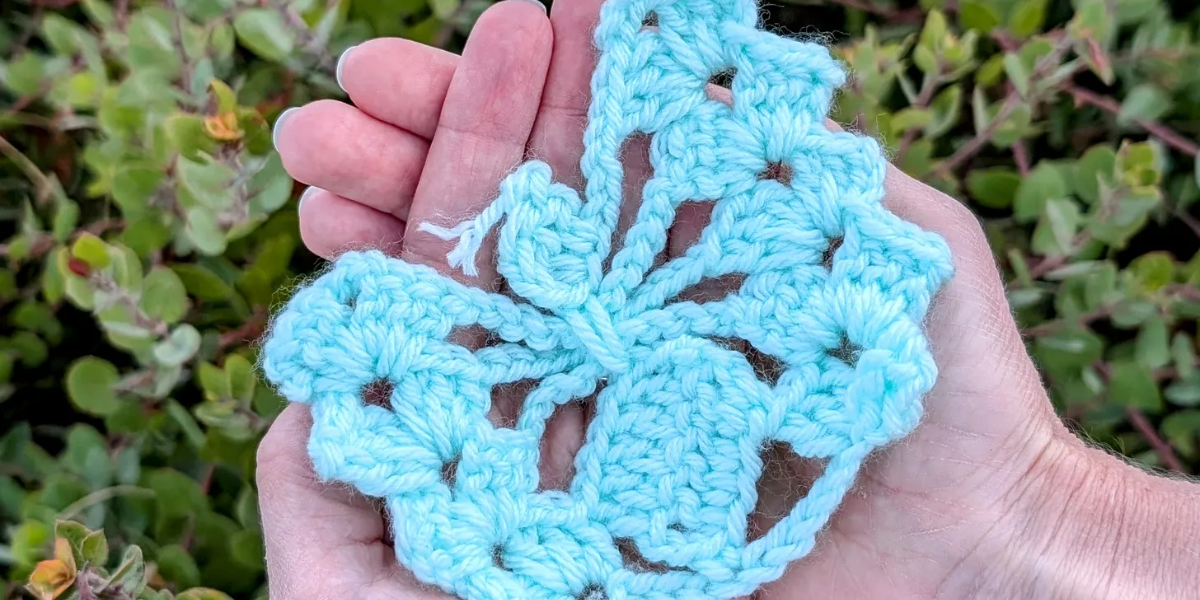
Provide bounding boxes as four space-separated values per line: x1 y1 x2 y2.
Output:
971 433 1200 599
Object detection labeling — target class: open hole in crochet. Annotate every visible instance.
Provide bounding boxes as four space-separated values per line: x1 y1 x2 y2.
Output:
451 324 503 351
361 379 394 409
577 584 607 600
707 66 737 90
746 441 825 542
441 456 460 487
670 272 746 304
537 385 601 491
615 537 691 574
489 379 538 429
826 334 862 367
714 338 784 386
491 544 508 570
821 235 843 270
641 11 658 28
758 161 794 186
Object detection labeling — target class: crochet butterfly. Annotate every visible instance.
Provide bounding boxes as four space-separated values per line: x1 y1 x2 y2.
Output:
262 0 954 598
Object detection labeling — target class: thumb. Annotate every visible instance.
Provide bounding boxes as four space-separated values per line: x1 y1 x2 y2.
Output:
256 404 408 598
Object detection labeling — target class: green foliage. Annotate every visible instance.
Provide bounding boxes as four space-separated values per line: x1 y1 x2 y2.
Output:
1 0 1199 598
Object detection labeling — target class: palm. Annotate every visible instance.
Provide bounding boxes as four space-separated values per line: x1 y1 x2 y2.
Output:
263 1 1067 598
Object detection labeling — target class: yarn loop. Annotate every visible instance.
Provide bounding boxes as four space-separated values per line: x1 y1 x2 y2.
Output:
262 0 954 598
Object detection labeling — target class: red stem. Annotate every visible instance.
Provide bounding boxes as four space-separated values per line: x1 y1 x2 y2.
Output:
1126 408 1187 473
1065 84 1200 157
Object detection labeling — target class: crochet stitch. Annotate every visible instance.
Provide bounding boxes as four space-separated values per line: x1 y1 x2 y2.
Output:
262 0 954 598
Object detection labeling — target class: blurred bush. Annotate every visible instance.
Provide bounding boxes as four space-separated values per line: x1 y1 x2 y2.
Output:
0 0 1197 598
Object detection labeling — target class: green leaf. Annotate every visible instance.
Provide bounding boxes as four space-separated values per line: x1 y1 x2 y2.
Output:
1172 332 1196 380
1068 0 1113 42
226 355 256 403
229 528 265 570
1116 84 1170 125
958 0 1000 32
1129 252 1174 293
1134 317 1170 370
926 85 961 138
41 14 88 55
106 546 147 596
71 233 111 269
155 544 201 589
52 199 80 243
172 264 235 301
233 486 260 529
112 163 165 219
185 208 227 256
209 79 239 114
199 361 232 401
3 52 47 96
1002 52 1029 97
177 156 236 211
1073 145 1116 205
153 325 202 367
165 114 220 161
890 108 933 137
1031 198 1080 257
80 529 109 566
248 153 293 214
82 0 116 26
121 218 173 257
9 331 48 367
966 167 1020 209
126 9 181 76
1107 360 1163 412
1013 163 1068 223
1161 410 1200 456
429 0 462 20
143 468 208 519
1008 0 1047 38
141 268 189 325
177 589 235 600
1034 328 1104 376
1165 376 1200 408
233 9 296 62
912 45 938 75
66 357 122 417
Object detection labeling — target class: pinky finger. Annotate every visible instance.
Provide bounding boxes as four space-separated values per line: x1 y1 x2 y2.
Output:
299 187 406 259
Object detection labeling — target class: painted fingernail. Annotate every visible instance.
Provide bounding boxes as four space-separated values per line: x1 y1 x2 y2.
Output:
298 186 320 213
336 45 357 91
272 107 299 151
512 0 547 13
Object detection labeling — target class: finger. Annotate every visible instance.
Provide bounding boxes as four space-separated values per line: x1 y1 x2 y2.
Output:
337 38 457 140
402 0 552 287
402 0 551 437
527 0 605 188
257 404 397 599
275 100 427 220
298 187 406 259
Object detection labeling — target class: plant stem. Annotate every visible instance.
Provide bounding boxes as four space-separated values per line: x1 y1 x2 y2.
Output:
896 73 941 163
0 133 54 203
58 486 155 521
1126 407 1187 473
937 92 1021 176
1065 84 1200 157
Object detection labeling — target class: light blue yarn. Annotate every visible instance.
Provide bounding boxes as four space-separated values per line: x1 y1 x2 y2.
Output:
261 0 954 598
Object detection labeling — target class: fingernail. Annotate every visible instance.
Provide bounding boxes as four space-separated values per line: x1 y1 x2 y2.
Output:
298 186 320 212
273 107 299 151
512 0 547 13
336 45 357 91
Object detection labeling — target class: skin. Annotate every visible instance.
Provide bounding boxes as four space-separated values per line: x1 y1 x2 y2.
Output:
257 1 1200 598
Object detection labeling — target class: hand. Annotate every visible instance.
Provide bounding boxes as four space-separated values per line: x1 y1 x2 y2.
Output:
257 1 1200 598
